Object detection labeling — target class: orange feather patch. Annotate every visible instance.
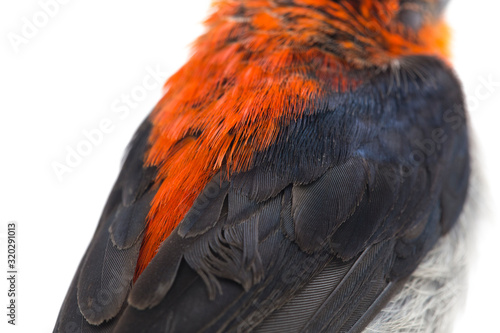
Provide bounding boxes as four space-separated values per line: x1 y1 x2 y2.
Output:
134 0 450 279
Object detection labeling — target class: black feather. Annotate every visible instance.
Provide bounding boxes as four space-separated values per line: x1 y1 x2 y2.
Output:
54 118 156 330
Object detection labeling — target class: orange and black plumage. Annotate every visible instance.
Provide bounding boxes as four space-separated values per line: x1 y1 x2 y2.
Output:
55 1 470 332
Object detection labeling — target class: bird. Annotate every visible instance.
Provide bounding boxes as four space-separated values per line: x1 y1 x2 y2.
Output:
54 0 471 332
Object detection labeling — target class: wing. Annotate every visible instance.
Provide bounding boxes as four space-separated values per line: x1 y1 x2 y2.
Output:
54 56 469 333
54 118 157 331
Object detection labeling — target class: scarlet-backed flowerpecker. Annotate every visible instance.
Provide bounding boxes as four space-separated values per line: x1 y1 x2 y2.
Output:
55 0 470 332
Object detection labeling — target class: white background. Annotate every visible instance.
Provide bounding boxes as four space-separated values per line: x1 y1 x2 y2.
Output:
0 1 499 332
